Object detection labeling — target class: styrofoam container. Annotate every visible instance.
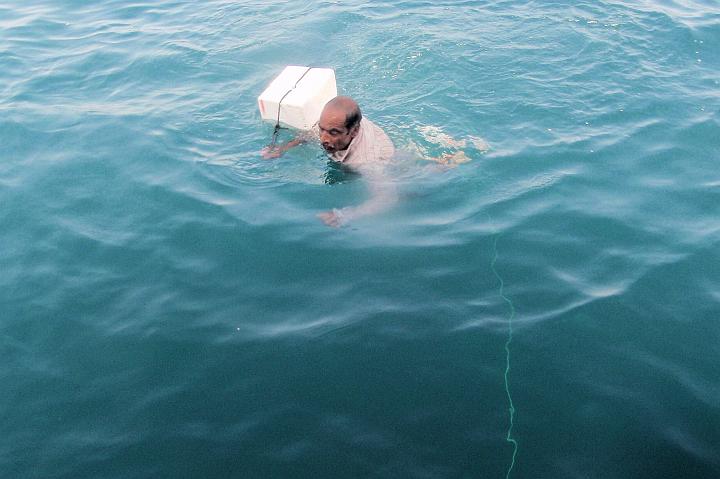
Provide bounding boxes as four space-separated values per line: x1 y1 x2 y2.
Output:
258 66 337 131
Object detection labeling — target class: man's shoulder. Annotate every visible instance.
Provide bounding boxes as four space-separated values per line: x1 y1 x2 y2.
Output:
362 118 395 159
361 117 384 133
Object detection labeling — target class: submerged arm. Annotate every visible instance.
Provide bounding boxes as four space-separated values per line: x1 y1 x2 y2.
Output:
261 136 307 159
318 166 398 227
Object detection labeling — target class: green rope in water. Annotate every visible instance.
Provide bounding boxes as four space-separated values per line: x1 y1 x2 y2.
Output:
491 234 518 479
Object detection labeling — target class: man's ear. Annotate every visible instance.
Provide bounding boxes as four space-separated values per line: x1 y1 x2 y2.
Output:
349 123 360 138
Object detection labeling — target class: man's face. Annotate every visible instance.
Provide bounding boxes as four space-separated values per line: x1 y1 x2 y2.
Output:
318 107 358 154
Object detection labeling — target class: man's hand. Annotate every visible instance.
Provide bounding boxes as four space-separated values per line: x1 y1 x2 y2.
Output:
261 145 283 159
261 138 306 160
317 209 344 228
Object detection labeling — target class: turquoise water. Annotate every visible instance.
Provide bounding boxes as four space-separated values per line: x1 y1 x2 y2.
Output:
2 1 719 477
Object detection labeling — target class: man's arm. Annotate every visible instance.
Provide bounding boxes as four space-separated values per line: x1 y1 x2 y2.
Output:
261 136 307 159
318 166 397 227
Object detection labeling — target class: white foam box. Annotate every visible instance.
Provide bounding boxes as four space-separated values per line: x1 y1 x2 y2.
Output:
258 66 337 131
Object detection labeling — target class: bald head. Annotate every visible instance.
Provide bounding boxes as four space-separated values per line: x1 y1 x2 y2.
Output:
322 96 362 130
318 96 363 154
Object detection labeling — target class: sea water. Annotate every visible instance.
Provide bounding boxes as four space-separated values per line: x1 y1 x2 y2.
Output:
1 1 719 477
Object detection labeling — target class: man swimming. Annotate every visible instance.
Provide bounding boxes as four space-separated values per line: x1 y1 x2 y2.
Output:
262 96 396 227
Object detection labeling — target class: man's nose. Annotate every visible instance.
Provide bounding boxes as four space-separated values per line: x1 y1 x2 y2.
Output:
320 131 330 144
